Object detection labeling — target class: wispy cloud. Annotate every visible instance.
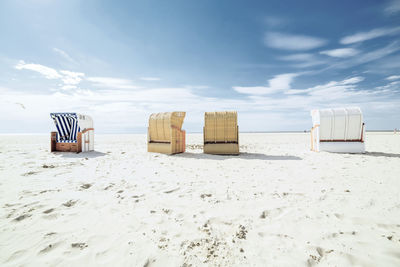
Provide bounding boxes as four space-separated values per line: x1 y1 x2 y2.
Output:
376 80 400 91
15 61 85 90
329 42 400 69
350 42 400 64
320 48 360 58
279 53 326 68
233 73 299 95
53 48 76 64
286 76 365 96
386 75 400 80
140 77 160 81
385 0 400 15
86 77 140 89
15 60 61 79
340 26 400 44
264 32 327 51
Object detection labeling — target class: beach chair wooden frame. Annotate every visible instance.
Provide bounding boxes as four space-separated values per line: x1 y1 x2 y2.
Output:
203 111 239 155
147 112 186 154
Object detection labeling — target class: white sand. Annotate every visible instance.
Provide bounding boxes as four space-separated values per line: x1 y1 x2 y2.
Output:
1 133 400 266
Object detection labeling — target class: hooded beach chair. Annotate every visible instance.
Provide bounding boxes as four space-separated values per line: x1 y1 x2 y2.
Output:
203 111 239 155
147 112 186 154
50 113 94 153
310 107 365 153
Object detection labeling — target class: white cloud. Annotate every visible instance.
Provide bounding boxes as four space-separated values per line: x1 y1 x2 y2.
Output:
53 48 76 64
60 70 85 85
14 61 86 90
330 42 400 69
279 53 326 68
341 76 365 84
2 70 400 133
15 60 61 79
140 77 160 81
286 76 364 96
87 77 140 89
353 42 400 63
233 73 299 95
61 85 77 90
386 75 400 80
385 0 400 15
340 26 400 44
264 32 327 51
320 48 360 58
376 81 400 91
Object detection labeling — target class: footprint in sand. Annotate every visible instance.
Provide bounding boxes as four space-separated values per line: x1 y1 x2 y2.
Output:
62 200 77 207
334 213 344 219
45 232 57 237
22 171 39 176
71 242 88 250
104 183 114 190
39 242 61 254
200 193 212 199
13 213 31 222
143 258 156 267
80 184 92 190
42 164 56 169
260 207 288 219
43 208 55 214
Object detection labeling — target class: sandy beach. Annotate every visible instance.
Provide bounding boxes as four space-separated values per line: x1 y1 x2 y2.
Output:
1 132 400 266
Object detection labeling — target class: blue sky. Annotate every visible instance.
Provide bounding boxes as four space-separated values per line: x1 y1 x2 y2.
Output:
0 0 399 133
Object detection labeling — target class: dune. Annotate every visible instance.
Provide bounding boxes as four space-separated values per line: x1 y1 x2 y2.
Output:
0 132 399 266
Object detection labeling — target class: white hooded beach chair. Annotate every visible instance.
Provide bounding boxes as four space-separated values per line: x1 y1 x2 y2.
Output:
50 113 94 153
310 107 365 153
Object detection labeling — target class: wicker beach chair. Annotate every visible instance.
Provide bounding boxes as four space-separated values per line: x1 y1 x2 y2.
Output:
50 113 94 153
203 111 239 155
310 107 365 153
147 112 186 154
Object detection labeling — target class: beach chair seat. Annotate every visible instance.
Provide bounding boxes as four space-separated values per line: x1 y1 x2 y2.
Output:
50 113 94 153
203 111 239 155
147 112 186 154
310 107 365 153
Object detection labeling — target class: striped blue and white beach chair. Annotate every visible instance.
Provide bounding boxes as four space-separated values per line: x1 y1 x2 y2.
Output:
50 113 94 152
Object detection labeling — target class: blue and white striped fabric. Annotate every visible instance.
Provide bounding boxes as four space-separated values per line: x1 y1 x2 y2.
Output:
50 113 81 142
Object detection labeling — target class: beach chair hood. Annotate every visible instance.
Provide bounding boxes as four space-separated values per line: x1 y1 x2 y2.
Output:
50 113 93 141
147 111 186 154
148 112 186 142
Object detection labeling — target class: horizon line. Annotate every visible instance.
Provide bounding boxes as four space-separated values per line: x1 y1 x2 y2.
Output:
0 130 397 135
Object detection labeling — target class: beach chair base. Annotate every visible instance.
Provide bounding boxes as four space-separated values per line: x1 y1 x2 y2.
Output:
318 141 365 153
203 143 239 155
147 142 185 155
50 132 82 153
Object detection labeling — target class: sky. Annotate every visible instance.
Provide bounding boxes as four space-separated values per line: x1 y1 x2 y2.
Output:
0 0 399 133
